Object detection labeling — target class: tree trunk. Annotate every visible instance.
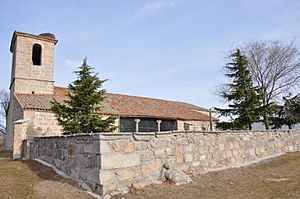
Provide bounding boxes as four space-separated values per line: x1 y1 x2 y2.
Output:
249 124 252 130
263 115 270 130
248 118 252 130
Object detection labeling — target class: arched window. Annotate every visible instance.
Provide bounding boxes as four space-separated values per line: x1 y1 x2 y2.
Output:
32 44 42 65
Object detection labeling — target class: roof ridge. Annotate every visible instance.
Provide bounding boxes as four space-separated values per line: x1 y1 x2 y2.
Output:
14 92 56 96
106 92 185 104
52 86 203 107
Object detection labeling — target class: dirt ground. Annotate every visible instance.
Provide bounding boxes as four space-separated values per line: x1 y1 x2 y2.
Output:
1 151 300 199
0 151 95 199
118 152 300 199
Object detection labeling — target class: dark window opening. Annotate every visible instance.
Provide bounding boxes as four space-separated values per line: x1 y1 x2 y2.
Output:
32 44 42 65
120 118 136 132
120 117 177 132
161 119 177 131
139 119 158 132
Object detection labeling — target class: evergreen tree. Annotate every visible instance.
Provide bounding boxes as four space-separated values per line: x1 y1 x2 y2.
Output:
270 94 300 129
51 58 116 134
216 49 260 130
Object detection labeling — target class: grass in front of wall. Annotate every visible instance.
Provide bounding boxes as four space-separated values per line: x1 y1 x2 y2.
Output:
0 151 41 199
0 151 95 199
119 152 300 199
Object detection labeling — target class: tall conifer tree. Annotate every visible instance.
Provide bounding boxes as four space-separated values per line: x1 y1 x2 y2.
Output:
270 94 300 129
51 58 116 134
216 49 260 130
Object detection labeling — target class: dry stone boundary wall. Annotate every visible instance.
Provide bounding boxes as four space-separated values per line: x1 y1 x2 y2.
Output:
29 130 300 197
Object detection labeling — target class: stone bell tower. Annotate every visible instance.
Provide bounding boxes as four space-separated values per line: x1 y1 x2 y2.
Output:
9 31 58 94
5 31 58 152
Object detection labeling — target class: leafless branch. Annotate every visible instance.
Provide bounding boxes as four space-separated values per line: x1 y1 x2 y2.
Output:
0 90 9 133
244 40 300 104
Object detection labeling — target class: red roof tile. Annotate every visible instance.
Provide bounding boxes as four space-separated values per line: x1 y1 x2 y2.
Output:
14 86 217 121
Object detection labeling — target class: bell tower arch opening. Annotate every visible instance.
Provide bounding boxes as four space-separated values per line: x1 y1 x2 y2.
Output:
9 31 58 94
32 43 42 66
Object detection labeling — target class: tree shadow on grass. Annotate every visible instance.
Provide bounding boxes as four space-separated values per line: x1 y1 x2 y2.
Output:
22 159 83 190
0 150 77 185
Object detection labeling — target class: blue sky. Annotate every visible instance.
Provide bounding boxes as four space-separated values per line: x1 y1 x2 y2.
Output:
1 0 300 110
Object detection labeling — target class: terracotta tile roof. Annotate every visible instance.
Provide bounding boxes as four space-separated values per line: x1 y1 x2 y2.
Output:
14 86 217 121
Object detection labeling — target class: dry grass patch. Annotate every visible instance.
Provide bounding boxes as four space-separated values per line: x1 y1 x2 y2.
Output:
0 151 95 199
119 152 300 199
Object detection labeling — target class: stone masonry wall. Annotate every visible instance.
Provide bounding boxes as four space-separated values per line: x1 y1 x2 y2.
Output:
11 33 55 94
30 130 300 196
5 96 24 150
12 79 54 94
177 120 214 131
26 111 62 138
30 134 102 194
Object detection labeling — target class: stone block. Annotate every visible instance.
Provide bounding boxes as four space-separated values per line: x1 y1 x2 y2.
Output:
165 147 174 156
165 168 192 185
209 161 217 168
140 143 149 150
99 170 115 184
140 152 154 162
115 169 135 181
199 154 206 160
142 160 161 175
100 142 111 154
84 143 99 154
175 163 189 171
175 148 183 155
154 149 165 156
226 151 233 158
232 150 238 156
235 142 240 148
224 143 229 150
123 143 135 153
185 145 193 152
111 143 121 152
75 144 84 154
101 153 140 169
80 168 100 184
184 154 193 162
249 148 255 156
176 156 183 163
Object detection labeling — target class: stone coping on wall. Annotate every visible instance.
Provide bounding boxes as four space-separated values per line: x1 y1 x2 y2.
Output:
30 129 299 140
30 129 299 146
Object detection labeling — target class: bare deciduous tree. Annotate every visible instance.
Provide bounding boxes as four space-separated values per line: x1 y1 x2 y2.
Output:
0 90 9 134
243 40 300 129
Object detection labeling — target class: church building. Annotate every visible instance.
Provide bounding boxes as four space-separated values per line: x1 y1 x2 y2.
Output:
5 31 217 159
